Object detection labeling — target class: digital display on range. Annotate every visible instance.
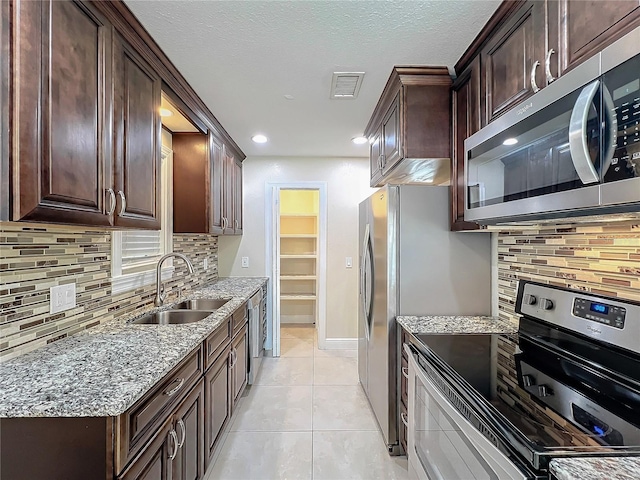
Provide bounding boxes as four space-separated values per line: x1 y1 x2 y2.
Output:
590 303 609 314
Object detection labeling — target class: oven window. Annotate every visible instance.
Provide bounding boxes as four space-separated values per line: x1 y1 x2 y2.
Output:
414 376 500 479
467 85 601 209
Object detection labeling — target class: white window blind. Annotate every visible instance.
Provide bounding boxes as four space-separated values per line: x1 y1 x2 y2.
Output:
120 230 163 269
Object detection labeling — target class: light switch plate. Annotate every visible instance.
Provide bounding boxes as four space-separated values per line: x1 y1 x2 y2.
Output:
346 257 353 268
241 257 249 268
50 283 76 314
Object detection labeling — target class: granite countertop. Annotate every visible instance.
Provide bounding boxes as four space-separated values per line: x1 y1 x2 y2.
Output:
0 277 267 418
550 457 640 480
396 315 518 335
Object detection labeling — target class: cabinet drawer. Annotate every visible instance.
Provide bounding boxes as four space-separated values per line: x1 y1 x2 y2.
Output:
231 302 248 335
116 347 203 474
205 318 231 371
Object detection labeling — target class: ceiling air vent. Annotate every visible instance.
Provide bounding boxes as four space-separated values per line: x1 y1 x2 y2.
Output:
330 72 365 99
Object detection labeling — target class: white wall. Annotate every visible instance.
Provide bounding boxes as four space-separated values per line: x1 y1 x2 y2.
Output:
218 156 375 339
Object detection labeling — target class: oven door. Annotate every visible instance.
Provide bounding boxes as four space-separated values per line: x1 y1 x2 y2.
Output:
406 345 530 480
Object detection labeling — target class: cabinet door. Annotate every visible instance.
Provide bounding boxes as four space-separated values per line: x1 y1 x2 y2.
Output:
482 1 545 124
173 381 205 480
381 94 401 173
221 147 235 234
548 0 640 78
369 126 383 187
11 0 113 225
209 133 224 235
204 346 231 468
113 34 162 229
119 418 173 480
233 159 243 235
231 325 248 408
450 57 481 231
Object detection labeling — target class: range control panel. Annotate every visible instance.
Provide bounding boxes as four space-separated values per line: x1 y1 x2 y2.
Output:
573 298 626 329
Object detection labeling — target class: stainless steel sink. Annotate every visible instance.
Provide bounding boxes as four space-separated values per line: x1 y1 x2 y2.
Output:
132 309 213 325
173 298 231 311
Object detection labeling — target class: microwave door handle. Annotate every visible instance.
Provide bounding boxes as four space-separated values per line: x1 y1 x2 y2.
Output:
569 80 601 184
601 85 618 177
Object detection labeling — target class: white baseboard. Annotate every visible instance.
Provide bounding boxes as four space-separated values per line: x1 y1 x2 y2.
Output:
321 338 357 350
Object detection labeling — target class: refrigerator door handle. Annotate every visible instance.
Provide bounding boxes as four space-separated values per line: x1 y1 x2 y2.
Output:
361 224 373 341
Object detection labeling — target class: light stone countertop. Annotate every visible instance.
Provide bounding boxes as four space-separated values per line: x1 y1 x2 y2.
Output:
396 315 518 335
550 456 640 480
0 277 267 418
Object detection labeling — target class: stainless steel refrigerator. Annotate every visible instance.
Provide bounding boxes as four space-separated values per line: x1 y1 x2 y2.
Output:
358 185 491 453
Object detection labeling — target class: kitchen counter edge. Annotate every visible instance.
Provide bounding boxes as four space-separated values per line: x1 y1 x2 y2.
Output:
396 315 518 335
550 456 640 480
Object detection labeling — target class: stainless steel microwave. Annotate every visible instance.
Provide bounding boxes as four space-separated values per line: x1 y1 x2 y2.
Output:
465 27 640 224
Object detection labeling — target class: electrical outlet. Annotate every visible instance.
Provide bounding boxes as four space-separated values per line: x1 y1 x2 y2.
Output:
203 258 208 270
50 283 76 314
241 257 249 268
346 257 353 268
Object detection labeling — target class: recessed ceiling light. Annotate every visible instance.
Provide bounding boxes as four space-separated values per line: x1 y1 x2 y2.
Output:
503 138 518 146
352 136 368 145
252 134 268 144
284 95 294 100
159 107 173 117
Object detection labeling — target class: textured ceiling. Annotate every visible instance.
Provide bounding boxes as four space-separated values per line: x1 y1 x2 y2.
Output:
126 0 501 158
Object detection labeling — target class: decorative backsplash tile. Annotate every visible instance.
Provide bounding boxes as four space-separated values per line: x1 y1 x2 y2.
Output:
0 222 218 360
497 221 640 326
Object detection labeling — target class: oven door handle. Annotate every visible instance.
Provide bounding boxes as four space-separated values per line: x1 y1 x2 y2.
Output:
406 345 530 480
568 80 601 185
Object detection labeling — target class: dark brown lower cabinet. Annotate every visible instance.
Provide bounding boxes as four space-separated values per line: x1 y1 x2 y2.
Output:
173 381 205 480
119 417 173 480
204 345 232 468
231 324 248 409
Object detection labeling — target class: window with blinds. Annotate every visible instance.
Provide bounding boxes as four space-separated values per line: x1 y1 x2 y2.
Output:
111 144 173 293
120 230 163 273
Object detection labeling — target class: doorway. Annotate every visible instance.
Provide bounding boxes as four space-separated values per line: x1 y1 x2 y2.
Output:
265 182 327 357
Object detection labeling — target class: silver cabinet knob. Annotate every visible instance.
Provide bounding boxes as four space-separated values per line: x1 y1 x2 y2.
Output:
545 49 556 84
117 190 126 216
530 60 540 93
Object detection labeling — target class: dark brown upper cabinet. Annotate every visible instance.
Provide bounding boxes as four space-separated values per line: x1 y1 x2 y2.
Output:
451 56 482 231
9 0 114 226
365 67 451 188
481 1 546 125
112 34 162 229
172 132 243 236
547 0 640 80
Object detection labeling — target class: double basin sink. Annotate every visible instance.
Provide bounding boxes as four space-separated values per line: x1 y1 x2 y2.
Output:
132 298 231 325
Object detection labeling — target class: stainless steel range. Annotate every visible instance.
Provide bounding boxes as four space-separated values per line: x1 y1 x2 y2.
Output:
404 281 640 479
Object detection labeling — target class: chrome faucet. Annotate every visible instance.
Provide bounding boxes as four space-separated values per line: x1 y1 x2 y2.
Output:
155 253 195 306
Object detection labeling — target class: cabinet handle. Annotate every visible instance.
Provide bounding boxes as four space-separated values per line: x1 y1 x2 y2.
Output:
163 377 185 396
401 367 409 379
176 419 186 448
105 188 116 215
222 217 227 230
117 190 126 216
400 412 409 428
545 49 556 84
530 60 540 93
235 219 239 229
229 349 235 368
168 429 179 461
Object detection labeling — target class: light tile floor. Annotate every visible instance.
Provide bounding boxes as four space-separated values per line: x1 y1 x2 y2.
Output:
205 325 408 480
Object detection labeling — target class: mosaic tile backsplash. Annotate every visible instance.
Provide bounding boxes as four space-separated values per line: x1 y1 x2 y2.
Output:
497 221 640 326
0 222 218 360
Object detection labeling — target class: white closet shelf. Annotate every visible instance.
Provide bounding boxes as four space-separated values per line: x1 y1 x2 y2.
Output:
280 213 317 217
280 254 317 259
280 275 316 280
280 234 318 238
281 294 316 301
